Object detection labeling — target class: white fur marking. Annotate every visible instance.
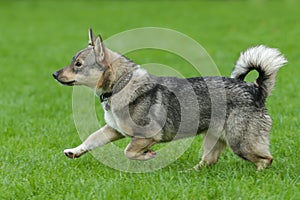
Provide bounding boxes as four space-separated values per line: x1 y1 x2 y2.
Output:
231 45 287 79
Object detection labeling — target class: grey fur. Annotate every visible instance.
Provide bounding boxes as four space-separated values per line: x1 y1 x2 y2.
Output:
53 29 287 170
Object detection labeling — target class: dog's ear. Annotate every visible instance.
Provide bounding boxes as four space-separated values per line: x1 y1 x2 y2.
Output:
94 35 105 62
88 28 95 46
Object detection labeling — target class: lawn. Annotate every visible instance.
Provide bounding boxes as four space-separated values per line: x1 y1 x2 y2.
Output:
0 0 299 199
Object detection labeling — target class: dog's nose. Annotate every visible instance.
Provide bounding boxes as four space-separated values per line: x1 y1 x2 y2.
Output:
52 71 59 79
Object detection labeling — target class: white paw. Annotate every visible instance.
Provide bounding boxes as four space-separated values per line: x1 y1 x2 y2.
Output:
64 145 87 159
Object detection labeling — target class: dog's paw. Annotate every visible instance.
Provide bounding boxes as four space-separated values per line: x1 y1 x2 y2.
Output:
64 148 85 159
193 160 209 171
125 149 156 161
143 149 156 160
64 149 79 159
256 157 273 171
64 144 88 159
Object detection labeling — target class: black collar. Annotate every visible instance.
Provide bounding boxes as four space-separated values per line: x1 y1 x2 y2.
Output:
100 92 113 103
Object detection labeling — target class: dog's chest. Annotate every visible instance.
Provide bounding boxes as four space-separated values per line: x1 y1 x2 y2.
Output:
103 107 127 137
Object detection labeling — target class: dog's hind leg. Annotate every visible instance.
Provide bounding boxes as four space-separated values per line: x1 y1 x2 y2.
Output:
124 137 157 161
64 125 124 158
227 133 273 170
226 111 273 170
194 133 227 170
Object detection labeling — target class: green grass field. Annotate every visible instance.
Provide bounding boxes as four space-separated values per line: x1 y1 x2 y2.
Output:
1 0 299 199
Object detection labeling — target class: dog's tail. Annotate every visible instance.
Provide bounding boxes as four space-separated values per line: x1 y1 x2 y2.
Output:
231 45 287 100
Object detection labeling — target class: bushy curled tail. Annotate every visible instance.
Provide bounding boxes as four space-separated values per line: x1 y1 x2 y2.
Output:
231 45 287 100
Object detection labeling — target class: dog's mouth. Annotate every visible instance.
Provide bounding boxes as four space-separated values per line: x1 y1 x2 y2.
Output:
53 72 77 86
57 80 77 86
61 80 76 86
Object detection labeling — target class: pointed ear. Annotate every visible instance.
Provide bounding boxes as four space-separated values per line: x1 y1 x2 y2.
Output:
94 35 105 62
88 28 95 46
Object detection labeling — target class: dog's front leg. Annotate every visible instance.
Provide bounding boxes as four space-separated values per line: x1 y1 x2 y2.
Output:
124 137 157 161
64 125 124 158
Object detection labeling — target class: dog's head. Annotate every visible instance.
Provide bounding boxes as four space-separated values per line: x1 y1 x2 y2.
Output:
53 28 118 91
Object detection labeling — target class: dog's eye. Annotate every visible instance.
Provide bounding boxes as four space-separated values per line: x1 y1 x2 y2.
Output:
75 61 82 67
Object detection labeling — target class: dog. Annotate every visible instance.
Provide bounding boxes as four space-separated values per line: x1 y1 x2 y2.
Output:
53 28 287 170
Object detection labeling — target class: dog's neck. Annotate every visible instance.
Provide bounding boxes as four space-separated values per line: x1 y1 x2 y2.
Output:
99 71 133 103
95 49 139 97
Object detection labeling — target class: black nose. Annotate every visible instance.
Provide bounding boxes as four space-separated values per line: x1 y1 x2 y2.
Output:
53 71 59 79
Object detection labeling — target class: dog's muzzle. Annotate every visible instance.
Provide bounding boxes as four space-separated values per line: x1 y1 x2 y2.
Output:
52 71 76 86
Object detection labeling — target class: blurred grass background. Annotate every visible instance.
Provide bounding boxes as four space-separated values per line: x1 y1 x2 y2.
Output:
0 0 299 199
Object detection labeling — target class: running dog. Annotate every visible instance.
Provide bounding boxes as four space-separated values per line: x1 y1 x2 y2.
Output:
53 29 287 170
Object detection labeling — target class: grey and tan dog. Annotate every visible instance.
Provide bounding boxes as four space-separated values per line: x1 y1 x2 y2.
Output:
53 29 287 170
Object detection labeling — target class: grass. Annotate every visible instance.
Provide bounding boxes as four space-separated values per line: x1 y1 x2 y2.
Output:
0 0 299 199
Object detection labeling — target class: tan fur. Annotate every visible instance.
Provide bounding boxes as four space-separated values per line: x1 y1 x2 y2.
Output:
96 65 113 90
